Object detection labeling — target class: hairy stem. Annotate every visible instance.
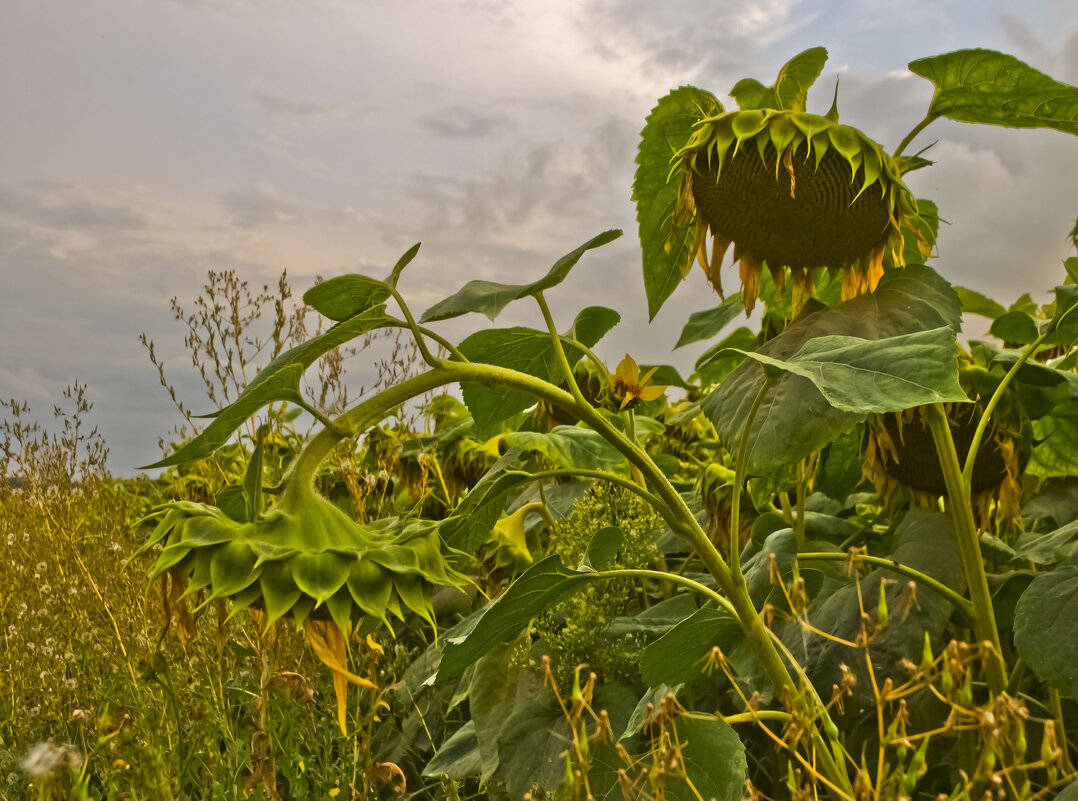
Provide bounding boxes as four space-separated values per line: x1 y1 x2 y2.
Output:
926 403 1007 693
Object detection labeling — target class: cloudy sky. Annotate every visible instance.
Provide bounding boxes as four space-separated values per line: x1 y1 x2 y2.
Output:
2 0 1076 473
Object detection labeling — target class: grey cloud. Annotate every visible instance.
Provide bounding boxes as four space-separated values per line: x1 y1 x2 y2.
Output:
0 184 144 233
578 0 807 78
254 91 377 126
222 184 365 229
418 106 514 139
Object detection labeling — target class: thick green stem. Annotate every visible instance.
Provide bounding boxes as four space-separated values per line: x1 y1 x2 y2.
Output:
926 403 1007 693
796 552 974 617
285 359 850 795
730 381 772 582
892 112 936 159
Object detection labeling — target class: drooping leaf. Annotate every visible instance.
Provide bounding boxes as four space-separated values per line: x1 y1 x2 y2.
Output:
504 426 628 475
1014 553 1078 699
457 311 608 438
420 230 622 322
441 448 528 552
422 721 482 779
704 264 962 473
908 49 1078 136
726 328 968 415
675 294 744 349
664 715 747 801
635 87 723 320
244 425 266 522
458 327 571 437
437 555 598 680
144 306 391 468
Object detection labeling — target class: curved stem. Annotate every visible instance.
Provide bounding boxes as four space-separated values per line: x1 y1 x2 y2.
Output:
504 468 676 524
389 288 441 367
926 403 1007 693
284 358 849 795
796 552 975 617
893 112 936 160
963 332 1046 488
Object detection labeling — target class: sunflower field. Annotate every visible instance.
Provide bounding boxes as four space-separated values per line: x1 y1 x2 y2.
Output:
4 46 1078 801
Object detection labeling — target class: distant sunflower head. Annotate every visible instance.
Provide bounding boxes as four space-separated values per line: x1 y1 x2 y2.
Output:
863 402 1028 523
672 109 922 312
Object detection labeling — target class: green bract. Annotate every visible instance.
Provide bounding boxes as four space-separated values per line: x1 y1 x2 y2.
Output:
673 109 920 312
135 482 468 637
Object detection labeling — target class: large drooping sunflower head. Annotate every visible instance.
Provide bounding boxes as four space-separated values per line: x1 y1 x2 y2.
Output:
674 109 920 312
636 48 931 319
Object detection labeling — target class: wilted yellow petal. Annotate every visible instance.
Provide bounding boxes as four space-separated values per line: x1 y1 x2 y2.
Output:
615 354 640 384
365 633 384 655
306 621 376 735
638 385 667 402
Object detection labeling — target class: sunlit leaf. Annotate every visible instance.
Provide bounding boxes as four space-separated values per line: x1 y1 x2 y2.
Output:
635 87 723 320
909 49 1078 136
420 231 621 322
704 264 962 473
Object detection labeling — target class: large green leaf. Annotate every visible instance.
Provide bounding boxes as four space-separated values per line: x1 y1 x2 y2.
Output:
144 305 391 468
436 556 589 679
420 231 621 322
457 307 616 438
437 530 621 680
634 87 723 320
908 49 1078 135
640 607 743 687
728 327 968 415
458 327 570 437
422 721 482 779
1029 398 1078 478
504 426 628 475
1014 554 1078 699
665 715 747 801
780 510 964 710
703 264 962 473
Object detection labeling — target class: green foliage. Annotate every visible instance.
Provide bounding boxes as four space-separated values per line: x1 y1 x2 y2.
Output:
909 49 1078 135
634 86 723 319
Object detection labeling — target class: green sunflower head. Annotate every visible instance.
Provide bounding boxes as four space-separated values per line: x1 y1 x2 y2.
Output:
134 481 469 639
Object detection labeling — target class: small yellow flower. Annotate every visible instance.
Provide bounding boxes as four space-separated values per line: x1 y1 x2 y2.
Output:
329 788 340 798
608 354 667 410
